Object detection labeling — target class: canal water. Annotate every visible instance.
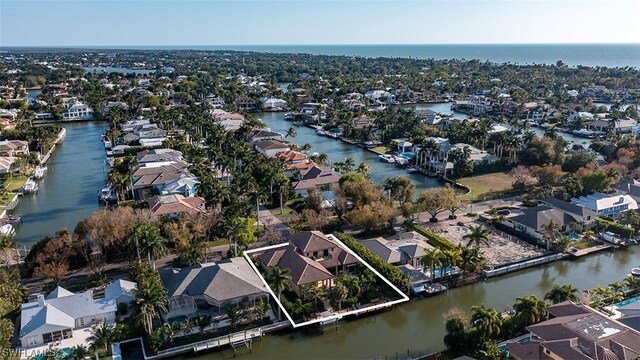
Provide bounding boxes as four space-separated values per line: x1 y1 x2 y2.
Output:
258 112 444 194
14 121 108 249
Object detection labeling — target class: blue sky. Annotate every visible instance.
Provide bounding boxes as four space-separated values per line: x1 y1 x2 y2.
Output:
1 0 638 46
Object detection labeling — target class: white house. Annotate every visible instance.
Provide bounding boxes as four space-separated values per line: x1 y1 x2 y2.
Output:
62 102 94 121
571 193 639 218
569 111 594 121
364 90 396 104
120 117 151 132
19 283 135 348
254 139 290 158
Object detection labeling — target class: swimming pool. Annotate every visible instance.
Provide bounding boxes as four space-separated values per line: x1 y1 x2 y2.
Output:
616 296 640 308
568 233 581 241
34 347 72 360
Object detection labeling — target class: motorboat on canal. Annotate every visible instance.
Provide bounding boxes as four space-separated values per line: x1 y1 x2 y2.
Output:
0 224 15 238
632 266 640 277
19 179 38 195
33 166 47 179
378 154 396 163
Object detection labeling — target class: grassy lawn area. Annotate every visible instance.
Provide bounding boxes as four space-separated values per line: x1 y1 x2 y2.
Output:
3 175 29 192
273 206 294 220
572 239 599 250
372 146 390 154
458 172 514 198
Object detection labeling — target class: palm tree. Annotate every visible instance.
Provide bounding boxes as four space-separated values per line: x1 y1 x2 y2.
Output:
458 245 486 274
267 267 291 320
225 216 246 257
291 298 315 319
608 282 625 312
624 275 640 292
343 157 356 173
470 305 502 341
421 248 443 280
285 127 297 138
87 323 119 355
301 284 326 308
544 284 579 304
542 219 561 250
69 344 89 360
128 222 167 269
132 274 169 334
442 248 462 279
513 295 547 328
329 282 349 312
356 161 371 177
463 225 491 248
543 126 558 140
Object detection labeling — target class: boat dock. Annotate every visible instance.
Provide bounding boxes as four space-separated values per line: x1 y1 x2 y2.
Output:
569 244 613 257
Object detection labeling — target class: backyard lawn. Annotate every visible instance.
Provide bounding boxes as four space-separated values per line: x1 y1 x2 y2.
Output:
458 172 514 198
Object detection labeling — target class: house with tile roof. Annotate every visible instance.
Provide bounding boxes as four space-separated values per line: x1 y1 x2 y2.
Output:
254 139 290 158
0 140 29 157
131 163 198 200
360 231 435 269
506 301 640 360
159 257 269 319
148 194 206 218
19 282 134 348
256 232 358 295
291 165 342 197
0 156 17 174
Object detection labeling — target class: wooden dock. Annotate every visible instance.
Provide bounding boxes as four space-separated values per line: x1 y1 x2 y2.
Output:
569 244 612 257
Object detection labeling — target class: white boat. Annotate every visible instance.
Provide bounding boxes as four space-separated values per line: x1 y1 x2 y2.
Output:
22 180 38 194
33 166 47 179
378 154 395 163
98 186 118 203
0 224 15 238
632 266 640 277
394 157 408 166
316 129 326 136
572 129 596 138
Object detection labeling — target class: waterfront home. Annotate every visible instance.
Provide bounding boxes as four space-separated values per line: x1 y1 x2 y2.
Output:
291 165 341 197
351 115 375 129
571 193 639 219
159 257 269 319
254 139 290 158
569 111 594 121
393 139 414 153
247 129 284 143
148 194 206 218
159 175 201 198
506 301 640 360
0 139 29 157
612 179 640 202
414 141 497 177
262 97 288 111
506 204 595 240
34 112 54 121
364 90 396 105
277 150 313 170
139 137 167 147
62 101 94 120
131 163 197 200
136 148 185 166
133 123 166 139
257 231 358 296
18 282 134 348
587 118 638 133
415 109 441 125
0 156 16 174
451 95 493 116
360 231 435 270
235 95 259 112
0 108 19 121
539 197 597 230
120 117 151 132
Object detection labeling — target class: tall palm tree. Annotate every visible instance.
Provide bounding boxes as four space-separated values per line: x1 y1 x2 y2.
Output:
267 267 291 320
463 225 491 248
132 274 169 334
470 305 502 341
301 284 326 308
87 323 119 355
421 248 443 280
285 127 297 138
544 284 579 304
128 222 167 269
69 344 89 360
513 295 547 327
458 245 486 274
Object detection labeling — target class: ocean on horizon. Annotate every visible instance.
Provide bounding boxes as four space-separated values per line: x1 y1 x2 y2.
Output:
30 43 638 68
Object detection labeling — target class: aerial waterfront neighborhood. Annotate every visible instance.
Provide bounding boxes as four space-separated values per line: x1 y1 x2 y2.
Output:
1 1 640 359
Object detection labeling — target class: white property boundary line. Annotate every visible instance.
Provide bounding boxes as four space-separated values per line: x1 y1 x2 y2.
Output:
243 234 409 328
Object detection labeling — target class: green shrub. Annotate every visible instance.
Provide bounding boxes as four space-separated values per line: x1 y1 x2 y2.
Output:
334 233 409 291
404 221 455 250
596 218 634 238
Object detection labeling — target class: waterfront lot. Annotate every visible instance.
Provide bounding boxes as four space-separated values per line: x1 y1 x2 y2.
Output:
458 172 514 198
425 217 545 268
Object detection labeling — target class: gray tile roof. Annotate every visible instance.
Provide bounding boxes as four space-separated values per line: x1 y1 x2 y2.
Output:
160 257 268 302
359 238 403 264
509 205 577 231
258 245 334 286
541 197 597 219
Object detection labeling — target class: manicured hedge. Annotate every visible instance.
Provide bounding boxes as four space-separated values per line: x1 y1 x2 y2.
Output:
334 233 409 291
596 218 634 239
404 221 455 250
